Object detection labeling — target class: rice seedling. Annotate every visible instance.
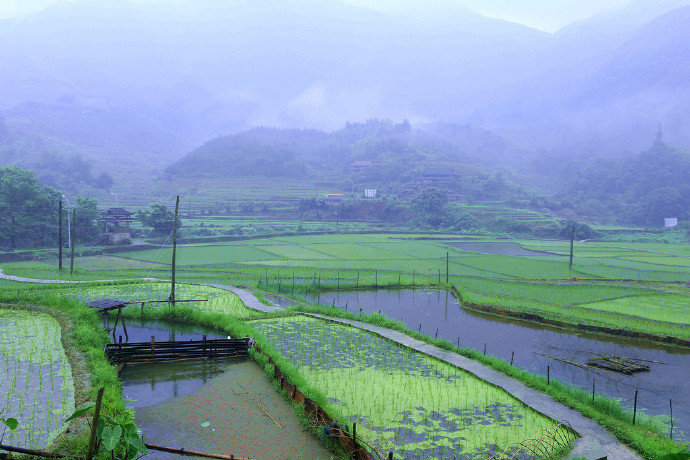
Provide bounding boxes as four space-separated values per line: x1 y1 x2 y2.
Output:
251 316 572 459
0 309 75 449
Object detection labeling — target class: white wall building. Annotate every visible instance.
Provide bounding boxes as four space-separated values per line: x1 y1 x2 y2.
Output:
664 217 678 228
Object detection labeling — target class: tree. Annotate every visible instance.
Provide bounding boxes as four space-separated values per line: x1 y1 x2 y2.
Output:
559 220 598 240
634 187 684 227
412 187 449 228
0 166 61 248
94 172 114 191
74 196 100 243
136 203 179 236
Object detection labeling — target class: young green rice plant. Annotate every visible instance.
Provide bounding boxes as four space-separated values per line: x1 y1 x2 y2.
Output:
251 315 572 459
0 309 76 450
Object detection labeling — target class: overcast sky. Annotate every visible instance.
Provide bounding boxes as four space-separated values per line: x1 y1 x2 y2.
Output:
0 0 633 32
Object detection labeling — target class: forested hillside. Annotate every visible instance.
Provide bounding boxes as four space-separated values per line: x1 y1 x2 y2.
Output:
558 135 690 225
0 116 113 195
165 120 470 179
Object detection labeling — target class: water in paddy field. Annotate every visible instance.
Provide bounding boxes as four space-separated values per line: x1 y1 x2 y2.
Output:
117 318 333 459
304 289 690 441
103 315 228 344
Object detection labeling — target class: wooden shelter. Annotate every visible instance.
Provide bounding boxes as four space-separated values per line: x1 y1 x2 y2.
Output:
99 207 134 234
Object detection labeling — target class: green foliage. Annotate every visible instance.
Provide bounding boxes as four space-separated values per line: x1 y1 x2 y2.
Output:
0 166 61 249
74 196 100 243
560 220 598 240
1 417 18 431
408 189 483 230
63 408 148 459
165 134 306 178
136 203 180 237
560 140 690 226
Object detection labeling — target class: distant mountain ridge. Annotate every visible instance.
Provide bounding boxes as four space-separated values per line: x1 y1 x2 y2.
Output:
0 0 688 175
165 120 488 179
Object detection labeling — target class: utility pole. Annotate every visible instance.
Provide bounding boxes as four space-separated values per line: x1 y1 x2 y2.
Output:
58 199 63 271
446 252 449 283
70 208 76 275
569 226 575 269
169 196 180 304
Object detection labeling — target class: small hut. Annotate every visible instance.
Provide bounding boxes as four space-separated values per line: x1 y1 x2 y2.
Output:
99 208 134 245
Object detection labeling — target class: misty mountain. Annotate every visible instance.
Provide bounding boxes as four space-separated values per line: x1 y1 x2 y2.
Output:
557 137 690 225
0 0 545 152
0 119 109 195
0 0 689 168
475 4 690 154
165 119 473 179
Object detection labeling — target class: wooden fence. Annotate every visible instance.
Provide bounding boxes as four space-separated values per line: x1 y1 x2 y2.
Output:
105 337 251 364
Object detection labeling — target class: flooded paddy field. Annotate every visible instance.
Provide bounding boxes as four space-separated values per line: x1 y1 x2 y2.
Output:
251 315 574 459
0 309 75 449
305 288 690 440
118 318 333 459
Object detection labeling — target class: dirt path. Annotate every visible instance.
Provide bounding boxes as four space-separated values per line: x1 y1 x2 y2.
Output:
209 284 282 313
0 268 158 284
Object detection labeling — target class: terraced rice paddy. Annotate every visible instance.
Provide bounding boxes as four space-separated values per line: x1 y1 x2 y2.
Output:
4 234 688 339
251 316 573 459
0 309 75 449
61 282 261 319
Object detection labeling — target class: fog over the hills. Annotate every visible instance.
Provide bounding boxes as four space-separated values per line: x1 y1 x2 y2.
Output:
1 0 689 162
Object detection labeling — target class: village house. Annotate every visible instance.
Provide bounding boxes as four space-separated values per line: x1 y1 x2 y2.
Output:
98 207 134 245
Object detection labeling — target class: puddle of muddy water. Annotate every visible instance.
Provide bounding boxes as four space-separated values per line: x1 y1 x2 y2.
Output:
304 288 690 440
118 318 333 459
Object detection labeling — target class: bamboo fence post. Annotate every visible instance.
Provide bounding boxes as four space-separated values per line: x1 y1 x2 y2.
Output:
547 365 550 385
670 399 673 439
86 387 105 460
69 208 75 275
58 199 63 271
170 195 180 303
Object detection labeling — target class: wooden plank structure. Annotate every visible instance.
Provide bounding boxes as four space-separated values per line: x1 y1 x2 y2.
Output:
105 336 252 364
89 298 130 340
586 355 650 375
88 298 208 341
